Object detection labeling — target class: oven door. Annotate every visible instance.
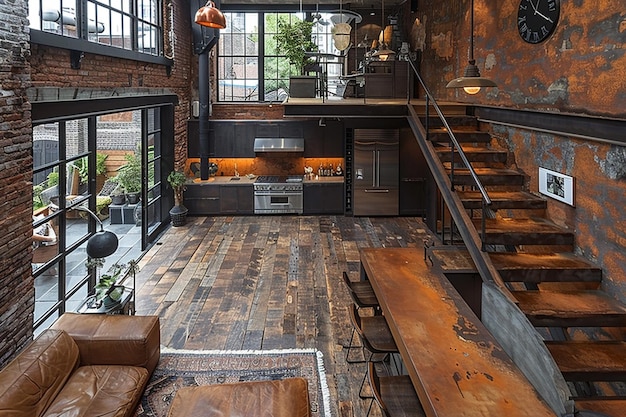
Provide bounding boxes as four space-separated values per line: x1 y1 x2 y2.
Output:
254 191 303 214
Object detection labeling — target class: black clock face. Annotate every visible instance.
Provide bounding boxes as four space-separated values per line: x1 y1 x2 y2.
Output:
517 0 560 44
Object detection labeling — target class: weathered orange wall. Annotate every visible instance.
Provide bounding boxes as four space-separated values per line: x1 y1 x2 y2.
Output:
416 1 626 300
418 0 626 117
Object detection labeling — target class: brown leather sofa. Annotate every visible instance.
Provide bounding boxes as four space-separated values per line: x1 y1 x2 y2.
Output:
0 313 160 417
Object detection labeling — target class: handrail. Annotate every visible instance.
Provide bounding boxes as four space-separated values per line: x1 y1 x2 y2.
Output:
404 60 514 298
407 60 492 208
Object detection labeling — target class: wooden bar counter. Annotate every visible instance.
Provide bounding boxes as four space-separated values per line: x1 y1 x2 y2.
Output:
359 248 556 417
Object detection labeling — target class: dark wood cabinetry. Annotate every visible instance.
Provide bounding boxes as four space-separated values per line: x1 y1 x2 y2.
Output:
220 185 254 214
303 182 344 214
185 183 220 214
365 61 410 99
185 183 253 215
188 120 345 158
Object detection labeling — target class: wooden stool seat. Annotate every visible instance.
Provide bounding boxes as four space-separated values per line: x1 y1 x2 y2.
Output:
368 362 424 417
343 271 379 308
166 378 311 417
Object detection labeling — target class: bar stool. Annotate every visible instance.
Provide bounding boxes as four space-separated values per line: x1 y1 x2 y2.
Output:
342 272 380 364
366 362 424 417
348 304 398 399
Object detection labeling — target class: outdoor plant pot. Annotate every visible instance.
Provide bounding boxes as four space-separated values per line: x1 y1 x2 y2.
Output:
111 194 126 205
126 192 140 205
289 76 317 98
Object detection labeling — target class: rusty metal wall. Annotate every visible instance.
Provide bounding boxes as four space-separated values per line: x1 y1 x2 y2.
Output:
414 0 626 301
416 0 626 117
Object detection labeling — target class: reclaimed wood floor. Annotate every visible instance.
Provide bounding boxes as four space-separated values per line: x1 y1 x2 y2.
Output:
134 215 434 417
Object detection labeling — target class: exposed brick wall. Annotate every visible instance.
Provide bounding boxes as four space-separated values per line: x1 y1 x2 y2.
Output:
0 0 194 367
29 2 193 170
0 0 35 365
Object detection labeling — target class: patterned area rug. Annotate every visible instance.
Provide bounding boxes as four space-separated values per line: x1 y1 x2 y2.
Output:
134 348 331 417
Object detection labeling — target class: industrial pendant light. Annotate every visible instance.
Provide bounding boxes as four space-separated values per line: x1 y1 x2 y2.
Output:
446 0 496 94
194 0 226 29
372 0 395 61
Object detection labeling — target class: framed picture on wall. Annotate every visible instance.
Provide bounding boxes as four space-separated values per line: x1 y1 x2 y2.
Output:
538 167 575 206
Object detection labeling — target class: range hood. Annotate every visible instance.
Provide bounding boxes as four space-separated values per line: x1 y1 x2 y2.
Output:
254 137 304 153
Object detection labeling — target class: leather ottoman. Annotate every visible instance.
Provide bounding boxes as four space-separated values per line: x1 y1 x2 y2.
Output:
166 377 311 417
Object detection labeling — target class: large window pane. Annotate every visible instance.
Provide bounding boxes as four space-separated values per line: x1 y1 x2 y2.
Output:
30 0 162 56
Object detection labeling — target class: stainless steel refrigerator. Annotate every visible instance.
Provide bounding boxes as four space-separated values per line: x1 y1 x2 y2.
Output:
353 129 399 216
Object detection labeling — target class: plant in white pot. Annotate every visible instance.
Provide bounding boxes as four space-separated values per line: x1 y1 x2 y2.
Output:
275 18 318 98
167 170 188 227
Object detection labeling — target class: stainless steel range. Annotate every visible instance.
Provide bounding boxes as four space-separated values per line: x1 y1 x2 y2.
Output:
254 175 303 214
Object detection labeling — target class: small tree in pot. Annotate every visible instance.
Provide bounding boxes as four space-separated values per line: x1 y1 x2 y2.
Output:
275 18 318 97
167 170 188 227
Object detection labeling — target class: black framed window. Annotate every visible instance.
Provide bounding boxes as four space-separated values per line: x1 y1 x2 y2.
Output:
218 10 344 102
29 0 164 58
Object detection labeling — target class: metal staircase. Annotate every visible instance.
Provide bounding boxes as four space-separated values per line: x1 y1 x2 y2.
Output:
406 61 626 417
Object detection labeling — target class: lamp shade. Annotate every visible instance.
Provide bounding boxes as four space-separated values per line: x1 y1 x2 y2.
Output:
446 61 497 94
194 1 226 29
86 230 119 259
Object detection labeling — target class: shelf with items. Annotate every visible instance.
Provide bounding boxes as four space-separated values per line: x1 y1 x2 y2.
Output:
345 128 354 215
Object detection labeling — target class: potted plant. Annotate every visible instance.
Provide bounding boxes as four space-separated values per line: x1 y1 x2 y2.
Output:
86 260 126 310
116 151 142 204
167 170 188 227
275 18 318 98
109 181 126 205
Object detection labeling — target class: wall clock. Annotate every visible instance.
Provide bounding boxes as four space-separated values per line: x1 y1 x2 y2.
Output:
517 0 560 44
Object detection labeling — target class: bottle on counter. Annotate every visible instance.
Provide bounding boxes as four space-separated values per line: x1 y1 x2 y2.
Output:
329 163 334 176
336 163 343 176
318 164 323 177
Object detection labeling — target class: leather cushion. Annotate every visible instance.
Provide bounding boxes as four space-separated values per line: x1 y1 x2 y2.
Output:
0 329 79 417
42 365 149 417
167 377 311 417
51 313 160 375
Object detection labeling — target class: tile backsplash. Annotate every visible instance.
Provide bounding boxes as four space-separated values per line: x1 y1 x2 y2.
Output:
185 157 344 178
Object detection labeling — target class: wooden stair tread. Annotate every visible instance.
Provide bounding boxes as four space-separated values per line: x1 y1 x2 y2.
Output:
473 217 575 246
428 247 602 283
435 147 507 163
457 190 547 210
545 341 626 381
429 131 491 143
575 398 626 416
512 290 626 327
446 167 525 186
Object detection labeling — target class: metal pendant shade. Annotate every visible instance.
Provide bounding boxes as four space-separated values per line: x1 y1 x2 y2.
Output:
446 0 496 94
195 1 226 29
86 230 119 259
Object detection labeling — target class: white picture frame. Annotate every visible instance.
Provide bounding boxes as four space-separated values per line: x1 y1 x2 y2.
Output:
538 167 575 206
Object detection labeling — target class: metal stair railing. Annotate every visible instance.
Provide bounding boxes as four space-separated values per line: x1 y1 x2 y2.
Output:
405 60 512 296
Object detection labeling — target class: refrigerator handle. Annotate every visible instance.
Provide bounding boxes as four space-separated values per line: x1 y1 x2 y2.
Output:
376 150 380 187
372 151 376 188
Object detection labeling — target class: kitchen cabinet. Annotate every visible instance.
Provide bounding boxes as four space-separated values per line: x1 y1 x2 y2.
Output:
233 123 255 157
303 182 344 214
184 183 253 215
185 183 220 215
303 120 344 157
220 185 254 214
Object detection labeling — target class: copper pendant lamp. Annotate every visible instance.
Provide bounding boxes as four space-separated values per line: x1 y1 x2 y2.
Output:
195 1 226 29
446 0 496 94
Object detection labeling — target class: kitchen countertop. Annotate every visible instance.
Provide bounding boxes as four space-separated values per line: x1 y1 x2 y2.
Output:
186 176 345 185
303 176 345 183
186 176 256 185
